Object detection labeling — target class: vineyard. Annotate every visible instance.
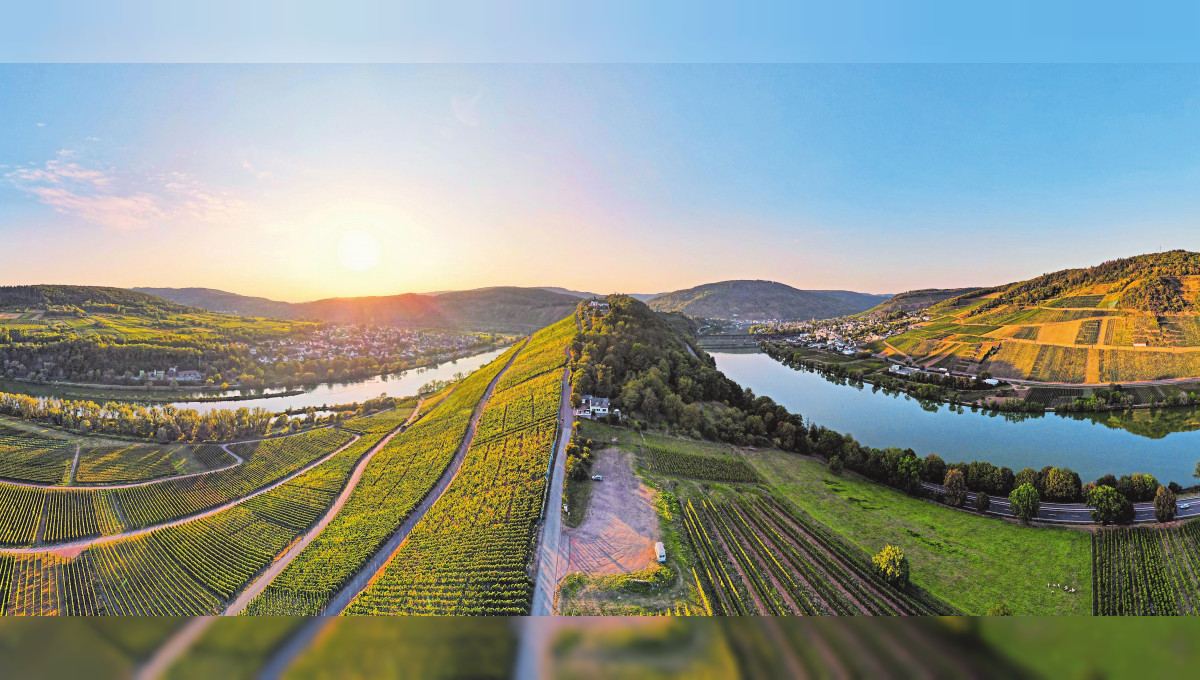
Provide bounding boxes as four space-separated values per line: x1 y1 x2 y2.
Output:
1074 319 1102 345
682 491 955 616
243 346 521 615
344 322 568 615
0 418 400 615
1093 522 1200 616
0 424 76 484
340 399 418 435
639 448 761 483
75 443 214 484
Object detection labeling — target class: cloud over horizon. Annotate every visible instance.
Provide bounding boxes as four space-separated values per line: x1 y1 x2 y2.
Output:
4 150 245 231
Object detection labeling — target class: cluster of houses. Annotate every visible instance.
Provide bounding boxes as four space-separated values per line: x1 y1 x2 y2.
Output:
246 325 488 364
136 367 203 383
757 310 929 347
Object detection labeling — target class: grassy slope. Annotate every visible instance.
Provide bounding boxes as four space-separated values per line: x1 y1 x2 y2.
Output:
983 619 1200 678
746 449 1092 615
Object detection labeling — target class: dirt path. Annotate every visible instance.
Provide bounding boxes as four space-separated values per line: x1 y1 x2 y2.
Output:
320 339 528 616
67 445 81 485
223 399 424 615
562 448 658 578
0 433 362 556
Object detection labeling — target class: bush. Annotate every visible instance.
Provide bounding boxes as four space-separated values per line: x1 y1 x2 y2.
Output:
872 545 909 589
1088 485 1134 525
986 602 1013 616
974 492 991 513
944 469 968 508
1008 483 1040 523
1154 485 1177 523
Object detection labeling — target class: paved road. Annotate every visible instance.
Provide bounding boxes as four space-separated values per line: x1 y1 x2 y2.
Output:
530 364 573 617
0 433 361 555
920 481 1200 524
320 339 527 616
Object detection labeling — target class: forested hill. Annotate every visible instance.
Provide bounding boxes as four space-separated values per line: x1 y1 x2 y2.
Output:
862 287 984 315
0 285 194 314
647 280 890 321
136 286 581 332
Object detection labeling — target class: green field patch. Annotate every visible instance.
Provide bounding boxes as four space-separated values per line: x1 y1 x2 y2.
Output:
1044 295 1105 308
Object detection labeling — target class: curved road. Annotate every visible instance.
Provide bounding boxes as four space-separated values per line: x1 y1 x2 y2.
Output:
920 481 1200 524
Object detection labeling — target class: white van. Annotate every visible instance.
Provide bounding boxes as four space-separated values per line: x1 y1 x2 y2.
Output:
655 541 666 563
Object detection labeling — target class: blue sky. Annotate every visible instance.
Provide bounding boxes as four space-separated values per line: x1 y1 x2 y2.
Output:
3 64 1200 300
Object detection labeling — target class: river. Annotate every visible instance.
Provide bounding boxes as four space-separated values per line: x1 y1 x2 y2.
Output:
166 347 509 415
711 349 1200 486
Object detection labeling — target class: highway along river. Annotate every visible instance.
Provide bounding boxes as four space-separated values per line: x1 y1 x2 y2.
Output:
711 349 1200 486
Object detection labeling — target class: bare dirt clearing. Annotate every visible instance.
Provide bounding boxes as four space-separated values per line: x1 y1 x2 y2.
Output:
563 447 658 577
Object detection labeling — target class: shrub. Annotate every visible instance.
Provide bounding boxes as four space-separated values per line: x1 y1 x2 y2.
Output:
974 492 991 513
986 602 1013 616
872 545 910 589
1008 483 1040 523
944 469 968 508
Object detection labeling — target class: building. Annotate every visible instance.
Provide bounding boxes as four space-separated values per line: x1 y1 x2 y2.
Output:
576 395 611 419
587 299 611 314
175 370 203 382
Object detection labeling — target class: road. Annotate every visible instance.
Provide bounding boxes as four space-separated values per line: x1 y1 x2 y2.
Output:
920 481 1200 524
319 338 527 616
530 364 573 616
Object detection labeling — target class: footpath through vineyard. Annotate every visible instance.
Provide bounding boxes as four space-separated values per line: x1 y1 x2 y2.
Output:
0 430 360 555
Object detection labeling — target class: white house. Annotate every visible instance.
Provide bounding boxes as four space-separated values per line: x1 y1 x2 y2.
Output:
576 395 611 419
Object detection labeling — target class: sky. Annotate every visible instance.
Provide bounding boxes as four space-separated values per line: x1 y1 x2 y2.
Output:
3 64 1200 301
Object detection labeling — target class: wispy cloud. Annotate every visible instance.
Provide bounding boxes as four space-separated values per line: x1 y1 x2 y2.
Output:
4 151 245 231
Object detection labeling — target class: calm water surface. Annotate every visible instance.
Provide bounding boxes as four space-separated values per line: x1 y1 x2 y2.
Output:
711 349 1200 485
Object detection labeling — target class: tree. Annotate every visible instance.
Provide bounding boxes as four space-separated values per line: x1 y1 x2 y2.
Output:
829 455 843 475
1154 485 1177 523
1008 483 1040 523
1088 485 1134 526
974 492 991 513
1015 467 1038 489
1195 460 1200 480
923 453 946 484
944 469 968 508
872 545 909 589
1043 467 1082 502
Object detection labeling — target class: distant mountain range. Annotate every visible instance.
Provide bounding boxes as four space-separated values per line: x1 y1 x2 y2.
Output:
646 280 891 321
134 286 582 332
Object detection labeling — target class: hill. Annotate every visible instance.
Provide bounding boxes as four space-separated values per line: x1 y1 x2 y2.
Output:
647 280 890 321
537 286 660 302
137 286 579 332
883 250 1200 383
1 285 195 315
862 287 983 315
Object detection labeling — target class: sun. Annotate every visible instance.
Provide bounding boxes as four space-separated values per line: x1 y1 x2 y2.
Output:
336 229 381 272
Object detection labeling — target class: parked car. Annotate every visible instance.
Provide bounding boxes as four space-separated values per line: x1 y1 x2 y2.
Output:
1181 503 1191 510
591 475 603 481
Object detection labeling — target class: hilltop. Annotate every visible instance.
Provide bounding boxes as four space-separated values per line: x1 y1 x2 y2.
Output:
1 285 195 315
884 250 1200 383
136 286 580 332
862 287 984 315
647 280 890 321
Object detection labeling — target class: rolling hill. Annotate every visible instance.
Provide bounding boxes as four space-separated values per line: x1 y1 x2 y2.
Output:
647 280 891 321
136 286 580 332
862 287 984 315
883 250 1200 383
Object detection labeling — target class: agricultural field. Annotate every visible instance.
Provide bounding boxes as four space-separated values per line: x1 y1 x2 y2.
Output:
338 398 419 436
1093 522 1200 616
0 424 76 484
746 448 1093 615
683 491 953 615
243 345 521 615
164 618 304 680
344 323 569 615
639 447 761 483
1074 319 1102 345
1098 349 1200 382
1027 345 1089 383
75 443 226 484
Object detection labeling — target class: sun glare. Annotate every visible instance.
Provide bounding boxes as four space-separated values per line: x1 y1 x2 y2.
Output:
336 229 382 272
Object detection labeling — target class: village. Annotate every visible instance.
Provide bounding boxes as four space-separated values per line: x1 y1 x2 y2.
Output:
245 324 495 366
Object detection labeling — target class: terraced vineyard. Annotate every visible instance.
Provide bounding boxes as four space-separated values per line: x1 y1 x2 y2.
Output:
0 419 400 615
339 399 418 435
1093 522 1200 616
344 322 568 615
76 443 216 484
683 492 955 616
243 346 521 615
0 425 76 484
